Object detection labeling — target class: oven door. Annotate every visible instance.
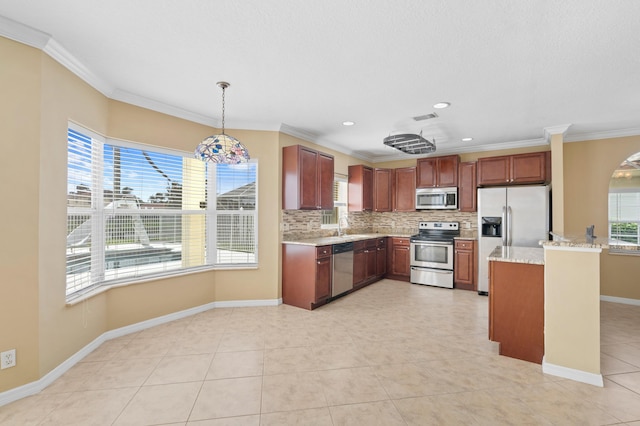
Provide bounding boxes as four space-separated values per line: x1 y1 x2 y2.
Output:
410 241 454 270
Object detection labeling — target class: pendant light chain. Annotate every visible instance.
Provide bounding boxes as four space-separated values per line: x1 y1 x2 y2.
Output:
220 84 226 134
194 80 249 164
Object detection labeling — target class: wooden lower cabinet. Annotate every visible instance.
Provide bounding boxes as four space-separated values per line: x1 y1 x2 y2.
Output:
387 237 411 281
354 238 381 288
283 237 393 310
375 238 387 277
454 239 477 291
489 261 544 364
353 241 366 286
282 244 332 310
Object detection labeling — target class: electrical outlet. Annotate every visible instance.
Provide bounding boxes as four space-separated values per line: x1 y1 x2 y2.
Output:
1 349 16 369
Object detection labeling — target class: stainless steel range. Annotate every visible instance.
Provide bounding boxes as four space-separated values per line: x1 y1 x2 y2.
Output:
410 221 459 288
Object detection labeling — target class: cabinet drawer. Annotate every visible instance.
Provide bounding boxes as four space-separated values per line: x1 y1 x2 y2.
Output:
455 240 475 250
316 245 332 258
376 237 387 248
392 237 410 246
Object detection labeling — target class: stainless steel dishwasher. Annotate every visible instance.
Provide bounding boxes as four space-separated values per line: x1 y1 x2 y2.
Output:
332 242 354 297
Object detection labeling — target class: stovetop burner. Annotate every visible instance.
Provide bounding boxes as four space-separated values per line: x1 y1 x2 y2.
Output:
410 221 460 243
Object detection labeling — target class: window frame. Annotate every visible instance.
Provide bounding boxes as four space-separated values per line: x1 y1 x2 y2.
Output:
608 187 640 253
321 173 348 229
66 123 258 301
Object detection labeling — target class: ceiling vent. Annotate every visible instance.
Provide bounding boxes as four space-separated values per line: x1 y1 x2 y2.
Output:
412 112 439 121
383 132 436 155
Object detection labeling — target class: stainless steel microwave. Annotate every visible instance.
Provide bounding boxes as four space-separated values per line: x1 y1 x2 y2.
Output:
415 187 458 210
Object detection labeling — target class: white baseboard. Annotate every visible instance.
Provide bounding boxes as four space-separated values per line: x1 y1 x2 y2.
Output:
542 359 604 387
0 297 282 407
600 295 640 306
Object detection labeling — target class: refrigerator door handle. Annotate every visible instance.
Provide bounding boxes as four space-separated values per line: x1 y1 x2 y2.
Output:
507 206 513 246
501 206 507 246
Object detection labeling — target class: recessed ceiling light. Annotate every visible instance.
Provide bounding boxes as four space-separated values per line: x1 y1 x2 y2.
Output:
342 121 355 126
462 137 473 142
433 102 450 109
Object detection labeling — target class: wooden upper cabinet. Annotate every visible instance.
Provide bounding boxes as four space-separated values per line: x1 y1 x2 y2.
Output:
416 155 459 188
348 165 374 212
477 151 550 187
318 152 335 209
373 168 392 212
393 167 416 212
511 151 550 184
458 161 477 212
282 144 335 210
436 155 459 187
416 158 437 187
477 155 510 186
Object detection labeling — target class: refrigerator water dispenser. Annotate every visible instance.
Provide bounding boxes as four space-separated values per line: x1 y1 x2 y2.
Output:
481 217 502 237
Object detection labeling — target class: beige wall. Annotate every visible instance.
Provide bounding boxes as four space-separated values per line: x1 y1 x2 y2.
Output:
563 136 640 300
544 248 601 374
0 37 281 393
0 37 42 391
38 51 111 378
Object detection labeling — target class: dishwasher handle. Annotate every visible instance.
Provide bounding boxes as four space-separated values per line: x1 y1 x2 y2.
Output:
333 242 354 254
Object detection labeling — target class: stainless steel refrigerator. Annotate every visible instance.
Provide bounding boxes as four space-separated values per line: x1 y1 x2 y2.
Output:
477 185 550 294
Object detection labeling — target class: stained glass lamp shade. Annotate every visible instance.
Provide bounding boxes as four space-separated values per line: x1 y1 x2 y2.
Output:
194 81 250 164
195 134 250 164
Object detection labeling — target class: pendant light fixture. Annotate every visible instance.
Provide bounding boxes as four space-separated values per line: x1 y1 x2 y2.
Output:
195 81 250 164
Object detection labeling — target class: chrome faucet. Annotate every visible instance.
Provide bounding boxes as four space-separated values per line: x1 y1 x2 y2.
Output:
337 214 350 236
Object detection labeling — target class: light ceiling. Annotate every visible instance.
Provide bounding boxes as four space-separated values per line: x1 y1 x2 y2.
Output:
2 1 640 163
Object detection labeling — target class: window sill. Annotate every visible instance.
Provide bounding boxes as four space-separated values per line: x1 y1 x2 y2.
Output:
65 264 258 306
609 248 640 256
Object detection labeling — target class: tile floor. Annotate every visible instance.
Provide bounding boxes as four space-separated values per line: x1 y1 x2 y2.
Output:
1 279 640 425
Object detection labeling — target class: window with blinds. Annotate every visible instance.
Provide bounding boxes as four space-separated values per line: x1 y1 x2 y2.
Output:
321 175 347 225
609 190 640 245
66 124 258 298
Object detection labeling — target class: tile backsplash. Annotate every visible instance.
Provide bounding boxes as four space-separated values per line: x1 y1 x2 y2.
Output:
282 209 478 240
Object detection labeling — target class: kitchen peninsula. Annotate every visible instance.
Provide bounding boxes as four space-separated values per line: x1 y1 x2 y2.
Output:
487 246 545 364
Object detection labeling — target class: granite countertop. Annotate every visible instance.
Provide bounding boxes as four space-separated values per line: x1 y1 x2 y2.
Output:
488 246 545 265
282 233 412 246
543 232 640 252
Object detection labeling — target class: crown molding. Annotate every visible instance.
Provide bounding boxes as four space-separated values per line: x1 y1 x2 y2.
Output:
563 127 640 143
279 123 320 143
279 123 373 162
544 124 572 142
0 15 221 129
3 15 639 159
0 14 50 49
0 14 114 97
43 38 114 97
111 89 219 128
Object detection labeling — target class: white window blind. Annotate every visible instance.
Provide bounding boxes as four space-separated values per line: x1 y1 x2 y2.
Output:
66 124 258 298
322 175 347 225
609 190 640 244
